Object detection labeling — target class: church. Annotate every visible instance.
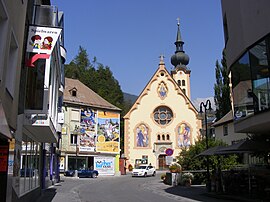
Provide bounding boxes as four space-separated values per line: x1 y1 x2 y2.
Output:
123 21 202 169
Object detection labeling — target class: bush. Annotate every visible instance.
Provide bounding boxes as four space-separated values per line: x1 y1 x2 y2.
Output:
181 172 194 184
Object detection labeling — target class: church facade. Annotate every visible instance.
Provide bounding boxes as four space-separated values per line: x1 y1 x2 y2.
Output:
124 22 202 169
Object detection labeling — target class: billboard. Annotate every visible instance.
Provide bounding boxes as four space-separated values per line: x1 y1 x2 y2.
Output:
96 111 120 153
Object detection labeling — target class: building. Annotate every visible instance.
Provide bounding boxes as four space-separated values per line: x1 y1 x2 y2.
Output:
212 110 249 145
61 78 121 176
0 0 66 201
124 22 202 169
221 0 270 141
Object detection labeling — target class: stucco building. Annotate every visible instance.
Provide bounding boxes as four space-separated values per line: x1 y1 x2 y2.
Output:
124 22 202 169
61 78 121 176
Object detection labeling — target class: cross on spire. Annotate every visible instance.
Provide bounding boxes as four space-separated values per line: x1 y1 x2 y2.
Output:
159 54 165 65
177 17 180 26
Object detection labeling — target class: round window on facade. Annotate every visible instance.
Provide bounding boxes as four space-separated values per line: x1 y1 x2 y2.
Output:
153 106 173 125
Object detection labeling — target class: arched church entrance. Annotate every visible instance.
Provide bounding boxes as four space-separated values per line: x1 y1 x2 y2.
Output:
158 154 168 170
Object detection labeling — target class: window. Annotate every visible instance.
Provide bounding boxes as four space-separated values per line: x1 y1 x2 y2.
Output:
157 135 160 141
20 135 40 195
6 31 19 97
71 109 80 121
223 125 228 136
153 106 173 125
182 80 185 86
25 55 46 110
178 80 181 86
162 134 165 141
182 89 186 95
231 35 270 120
72 90 77 97
0 1 8 80
166 134 170 140
70 134 77 145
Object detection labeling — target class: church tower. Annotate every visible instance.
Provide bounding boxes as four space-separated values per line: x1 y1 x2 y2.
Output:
171 19 191 99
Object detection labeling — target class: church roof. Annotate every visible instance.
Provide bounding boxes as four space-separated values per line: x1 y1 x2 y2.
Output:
124 58 198 119
64 77 121 111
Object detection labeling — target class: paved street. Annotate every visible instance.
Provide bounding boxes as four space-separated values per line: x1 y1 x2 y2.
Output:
36 172 240 202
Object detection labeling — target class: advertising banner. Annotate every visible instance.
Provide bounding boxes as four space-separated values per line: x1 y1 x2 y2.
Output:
96 111 120 153
94 156 115 175
79 108 96 152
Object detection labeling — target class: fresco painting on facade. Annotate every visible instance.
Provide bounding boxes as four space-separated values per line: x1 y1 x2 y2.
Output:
177 123 191 147
135 123 149 147
96 111 120 152
158 82 168 99
79 108 96 152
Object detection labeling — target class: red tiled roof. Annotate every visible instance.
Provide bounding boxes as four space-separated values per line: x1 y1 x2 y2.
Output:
63 78 121 111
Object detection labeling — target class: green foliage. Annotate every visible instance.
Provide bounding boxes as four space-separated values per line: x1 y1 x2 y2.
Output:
64 46 132 154
214 50 231 120
176 138 238 182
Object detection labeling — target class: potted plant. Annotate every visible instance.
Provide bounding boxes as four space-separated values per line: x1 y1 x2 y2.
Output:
169 163 182 173
181 172 194 186
128 164 133 171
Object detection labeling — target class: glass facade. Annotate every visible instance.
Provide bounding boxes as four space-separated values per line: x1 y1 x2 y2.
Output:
231 35 270 120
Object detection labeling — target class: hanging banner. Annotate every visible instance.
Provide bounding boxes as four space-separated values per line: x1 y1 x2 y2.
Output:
26 25 62 54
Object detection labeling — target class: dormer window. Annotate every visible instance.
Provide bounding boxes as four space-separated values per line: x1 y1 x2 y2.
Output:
69 88 77 97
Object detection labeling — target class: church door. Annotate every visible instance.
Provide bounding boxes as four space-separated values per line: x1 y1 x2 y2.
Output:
158 154 168 170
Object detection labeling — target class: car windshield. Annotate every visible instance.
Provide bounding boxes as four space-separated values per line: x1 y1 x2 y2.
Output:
136 166 147 169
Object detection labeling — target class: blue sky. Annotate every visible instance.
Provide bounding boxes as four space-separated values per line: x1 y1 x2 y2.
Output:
53 0 224 101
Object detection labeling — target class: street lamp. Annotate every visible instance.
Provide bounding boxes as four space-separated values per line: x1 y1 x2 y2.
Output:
199 99 212 191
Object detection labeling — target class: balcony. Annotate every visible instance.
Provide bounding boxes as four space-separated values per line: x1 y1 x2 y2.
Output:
23 113 58 143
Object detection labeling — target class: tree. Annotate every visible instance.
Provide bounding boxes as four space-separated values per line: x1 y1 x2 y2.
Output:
214 50 231 120
65 46 127 153
176 137 238 184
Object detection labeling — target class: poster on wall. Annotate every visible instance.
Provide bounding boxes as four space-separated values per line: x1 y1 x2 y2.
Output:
79 108 97 152
96 111 120 153
94 156 115 175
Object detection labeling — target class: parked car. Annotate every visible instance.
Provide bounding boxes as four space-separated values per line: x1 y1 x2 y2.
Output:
78 169 98 178
131 164 156 177
64 170 75 177
64 169 99 178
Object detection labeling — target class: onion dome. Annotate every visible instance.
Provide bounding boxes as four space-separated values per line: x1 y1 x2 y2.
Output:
171 19 190 68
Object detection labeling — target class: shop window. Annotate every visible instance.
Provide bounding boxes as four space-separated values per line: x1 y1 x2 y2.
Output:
20 136 40 195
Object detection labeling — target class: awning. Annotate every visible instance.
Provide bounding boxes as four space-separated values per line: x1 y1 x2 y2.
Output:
216 139 270 154
0 102 12 139
197 146 225 156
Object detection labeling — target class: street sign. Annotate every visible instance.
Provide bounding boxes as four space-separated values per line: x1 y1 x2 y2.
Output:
165 148 174 156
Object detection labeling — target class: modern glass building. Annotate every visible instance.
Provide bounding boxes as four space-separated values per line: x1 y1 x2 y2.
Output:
221 0 270 135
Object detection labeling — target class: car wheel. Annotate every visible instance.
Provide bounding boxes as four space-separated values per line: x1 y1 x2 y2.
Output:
144 172 147 177
152 171 156 177
92 173 97 178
